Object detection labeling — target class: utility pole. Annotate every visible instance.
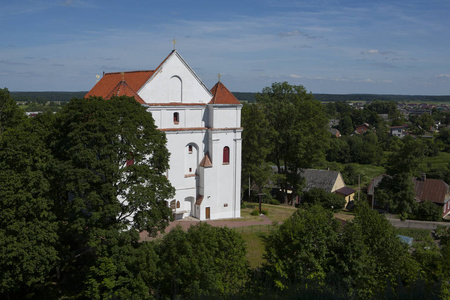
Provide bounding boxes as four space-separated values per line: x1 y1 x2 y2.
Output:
358 174 360 202
249 175 251 199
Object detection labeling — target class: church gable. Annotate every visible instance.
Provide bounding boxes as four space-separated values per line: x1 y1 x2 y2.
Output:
138 51 213 104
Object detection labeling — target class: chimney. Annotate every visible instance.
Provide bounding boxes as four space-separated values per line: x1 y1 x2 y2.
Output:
421 173 426 182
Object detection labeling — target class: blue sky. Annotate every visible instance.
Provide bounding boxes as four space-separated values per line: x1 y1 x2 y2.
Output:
1 0 449 95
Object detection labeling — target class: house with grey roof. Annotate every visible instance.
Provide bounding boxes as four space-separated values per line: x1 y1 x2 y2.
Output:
301 169 345 193
301 169 355 206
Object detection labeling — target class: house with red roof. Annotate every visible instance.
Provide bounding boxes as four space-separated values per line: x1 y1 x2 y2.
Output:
85 50 242 221
413 174 450 217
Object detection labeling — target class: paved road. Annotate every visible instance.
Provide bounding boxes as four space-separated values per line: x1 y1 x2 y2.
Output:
385 214 450 230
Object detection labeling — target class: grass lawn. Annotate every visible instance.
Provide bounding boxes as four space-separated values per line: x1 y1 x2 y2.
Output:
238 202 297 223
241 231 269 269
419 151 450 170
238 203 297 268
237 203 354 268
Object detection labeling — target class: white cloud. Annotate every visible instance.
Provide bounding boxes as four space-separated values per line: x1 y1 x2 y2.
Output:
279 30 302 37
288 74 303 78
361 49 380 55
436 74 450 78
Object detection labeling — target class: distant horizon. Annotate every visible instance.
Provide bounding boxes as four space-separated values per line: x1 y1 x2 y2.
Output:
9 90 450 98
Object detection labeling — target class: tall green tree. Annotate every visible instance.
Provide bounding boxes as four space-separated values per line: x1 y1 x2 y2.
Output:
157 223 248 298
0 120 58 298
375 136 425 213
0 88 25 135
332 203 421 298
49 96 174 296
256 82 329 204
263 205 340 290
241 103 275 198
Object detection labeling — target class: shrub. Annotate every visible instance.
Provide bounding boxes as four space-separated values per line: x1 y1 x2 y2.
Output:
251 209 260 216
269 199 280 205
414 201 442 221
261 209 269 216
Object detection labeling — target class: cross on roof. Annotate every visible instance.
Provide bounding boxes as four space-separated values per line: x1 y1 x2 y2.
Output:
172 38 177 50
218 73 221 82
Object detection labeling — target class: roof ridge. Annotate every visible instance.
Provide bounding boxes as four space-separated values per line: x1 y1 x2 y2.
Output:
105 70 154 75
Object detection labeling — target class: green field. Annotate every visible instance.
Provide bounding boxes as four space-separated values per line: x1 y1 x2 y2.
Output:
419 151 450 170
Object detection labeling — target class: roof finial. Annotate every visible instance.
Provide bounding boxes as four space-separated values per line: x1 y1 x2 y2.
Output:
121 72 125 81
218 73 221 82
172 38 177 50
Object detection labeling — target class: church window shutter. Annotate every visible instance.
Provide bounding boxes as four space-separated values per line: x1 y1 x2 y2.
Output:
223 146 230 164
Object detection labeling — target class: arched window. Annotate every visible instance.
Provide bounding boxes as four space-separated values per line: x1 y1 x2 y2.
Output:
169 75 182 102
223 146 230 164
173 112 179 124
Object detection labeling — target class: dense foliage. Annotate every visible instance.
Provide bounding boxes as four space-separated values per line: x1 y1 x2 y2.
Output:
3 86 450 299
0 92 175 298
253 82 329 205
302 188 346 212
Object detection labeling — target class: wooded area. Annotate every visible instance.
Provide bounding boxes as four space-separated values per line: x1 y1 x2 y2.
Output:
3 85 450 299
11 91 450 103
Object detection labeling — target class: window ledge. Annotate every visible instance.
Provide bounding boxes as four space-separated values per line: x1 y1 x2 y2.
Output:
185 174 196 178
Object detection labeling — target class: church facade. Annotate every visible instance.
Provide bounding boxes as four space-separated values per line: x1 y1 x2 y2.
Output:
85 50 242 220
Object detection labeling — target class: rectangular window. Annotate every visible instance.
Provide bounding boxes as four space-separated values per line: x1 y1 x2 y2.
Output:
188 145 193 153
173 112 179 124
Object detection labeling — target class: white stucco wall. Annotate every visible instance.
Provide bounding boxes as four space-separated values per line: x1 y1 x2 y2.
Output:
208 104 242 129
146 105 206 129
138 52 213 104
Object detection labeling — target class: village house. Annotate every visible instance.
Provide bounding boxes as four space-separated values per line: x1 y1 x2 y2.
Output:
300 169 355 207
413 174 450 217
368 174 450 216
85 50 242 221
389 125 409 138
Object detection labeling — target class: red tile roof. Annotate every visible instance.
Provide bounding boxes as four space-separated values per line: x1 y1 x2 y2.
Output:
199 153 212 168
413 177 449 204
105 80 145 104
210 81 241 105
85 70 154 99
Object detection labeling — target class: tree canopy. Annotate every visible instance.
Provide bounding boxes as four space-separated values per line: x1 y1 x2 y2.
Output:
255 82 329 204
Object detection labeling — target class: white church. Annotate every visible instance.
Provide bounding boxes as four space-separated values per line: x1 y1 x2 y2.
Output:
85 50 242 220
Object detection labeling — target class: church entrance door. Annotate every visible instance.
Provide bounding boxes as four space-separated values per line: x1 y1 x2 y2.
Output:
205 207 210 219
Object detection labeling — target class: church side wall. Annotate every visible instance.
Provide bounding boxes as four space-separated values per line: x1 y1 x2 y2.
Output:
204 128 242 220
165 130 206 218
